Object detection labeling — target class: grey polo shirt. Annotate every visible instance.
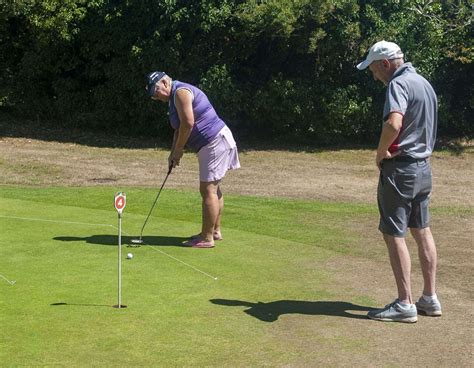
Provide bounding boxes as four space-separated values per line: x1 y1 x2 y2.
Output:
384 63 438 159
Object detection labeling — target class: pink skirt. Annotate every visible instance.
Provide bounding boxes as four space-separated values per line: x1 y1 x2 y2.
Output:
198 126 240 182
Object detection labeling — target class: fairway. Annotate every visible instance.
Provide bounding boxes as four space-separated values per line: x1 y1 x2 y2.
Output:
1 184 472 366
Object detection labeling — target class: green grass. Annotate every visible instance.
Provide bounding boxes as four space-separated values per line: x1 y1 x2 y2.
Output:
0 186 377 366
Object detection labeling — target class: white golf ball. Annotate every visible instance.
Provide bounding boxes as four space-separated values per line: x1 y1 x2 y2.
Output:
127 253 133 259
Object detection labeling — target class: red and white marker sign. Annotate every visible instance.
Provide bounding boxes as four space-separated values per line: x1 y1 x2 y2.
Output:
114 192 126 214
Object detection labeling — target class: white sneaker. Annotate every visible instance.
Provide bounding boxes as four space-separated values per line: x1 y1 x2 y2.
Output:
415 296 442 316
367 299 418 323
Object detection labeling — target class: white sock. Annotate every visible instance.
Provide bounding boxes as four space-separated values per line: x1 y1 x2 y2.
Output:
422 294 437 302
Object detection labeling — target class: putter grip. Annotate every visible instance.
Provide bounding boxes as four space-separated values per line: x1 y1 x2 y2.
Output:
167 165 173 175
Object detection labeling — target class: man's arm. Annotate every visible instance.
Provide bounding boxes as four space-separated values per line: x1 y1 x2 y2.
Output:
375 112 403 169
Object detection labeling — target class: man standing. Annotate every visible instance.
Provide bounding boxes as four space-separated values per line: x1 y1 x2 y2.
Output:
357 41 442 323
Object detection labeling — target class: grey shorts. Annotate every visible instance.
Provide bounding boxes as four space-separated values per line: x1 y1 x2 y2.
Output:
377 158 432 237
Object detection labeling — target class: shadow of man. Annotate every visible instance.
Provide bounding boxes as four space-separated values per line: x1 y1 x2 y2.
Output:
53 235 188 247
210 299 375 322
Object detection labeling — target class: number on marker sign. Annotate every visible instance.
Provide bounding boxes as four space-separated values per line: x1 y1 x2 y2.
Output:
114 192 126 214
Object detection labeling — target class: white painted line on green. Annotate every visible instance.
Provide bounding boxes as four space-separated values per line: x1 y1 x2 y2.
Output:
0 215 218 280
0 215 114 228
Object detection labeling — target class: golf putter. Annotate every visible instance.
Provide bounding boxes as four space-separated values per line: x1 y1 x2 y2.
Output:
130 164 173 247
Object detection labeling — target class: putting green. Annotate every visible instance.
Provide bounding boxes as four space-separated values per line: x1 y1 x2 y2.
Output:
0 187 375 366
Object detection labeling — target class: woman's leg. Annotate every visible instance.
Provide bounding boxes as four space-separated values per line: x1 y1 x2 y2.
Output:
213 185 224 238
200 180 220 243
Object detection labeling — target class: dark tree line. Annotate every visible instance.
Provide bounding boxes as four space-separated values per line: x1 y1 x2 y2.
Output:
1 0 472 145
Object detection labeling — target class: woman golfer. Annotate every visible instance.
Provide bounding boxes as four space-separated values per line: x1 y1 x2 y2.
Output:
146 71 240 248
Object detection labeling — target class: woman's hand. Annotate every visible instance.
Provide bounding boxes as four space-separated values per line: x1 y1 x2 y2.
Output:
169 148 184 168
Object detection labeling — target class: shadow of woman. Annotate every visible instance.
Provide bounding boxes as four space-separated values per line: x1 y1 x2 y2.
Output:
210 299 376 322
53 235 188 247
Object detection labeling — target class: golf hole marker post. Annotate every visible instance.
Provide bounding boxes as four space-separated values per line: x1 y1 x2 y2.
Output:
113 192 127 309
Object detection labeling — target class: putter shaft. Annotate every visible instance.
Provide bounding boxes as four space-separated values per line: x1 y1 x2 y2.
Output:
137 165 173 240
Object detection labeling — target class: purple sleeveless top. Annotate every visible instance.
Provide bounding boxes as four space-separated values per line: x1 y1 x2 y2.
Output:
169 81 226 152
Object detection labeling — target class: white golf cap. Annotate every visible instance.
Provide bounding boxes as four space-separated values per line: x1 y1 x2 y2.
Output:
356 40 404 70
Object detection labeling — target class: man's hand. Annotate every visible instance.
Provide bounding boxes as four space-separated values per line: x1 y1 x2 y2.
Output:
376 150 400 170
376 113 403 170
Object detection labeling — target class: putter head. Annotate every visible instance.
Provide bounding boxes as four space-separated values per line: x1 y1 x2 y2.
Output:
128 239 143 247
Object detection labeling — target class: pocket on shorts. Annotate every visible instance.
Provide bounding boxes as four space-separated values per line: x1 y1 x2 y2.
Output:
420 165 432 195
390 172 417 200
221 127 237 150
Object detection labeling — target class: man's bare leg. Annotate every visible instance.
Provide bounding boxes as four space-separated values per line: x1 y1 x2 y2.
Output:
383 233 413 304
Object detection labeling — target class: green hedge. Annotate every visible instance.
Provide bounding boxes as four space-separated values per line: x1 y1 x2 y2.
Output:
1 0 472 145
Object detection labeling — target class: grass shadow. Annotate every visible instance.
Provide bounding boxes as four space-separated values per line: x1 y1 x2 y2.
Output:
436 138 473 156
0 113 170 149
50 302 112 308
0 113 374 152
210 299 375 322
53 235 188 247
1 113 471 154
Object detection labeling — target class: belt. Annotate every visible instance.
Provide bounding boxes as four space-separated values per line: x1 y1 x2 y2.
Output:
390 156 428 163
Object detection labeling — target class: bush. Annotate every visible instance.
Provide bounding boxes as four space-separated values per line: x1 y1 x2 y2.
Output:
0 0 471 144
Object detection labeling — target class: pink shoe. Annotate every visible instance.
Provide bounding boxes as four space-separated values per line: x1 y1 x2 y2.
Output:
183 238 215 248
190 232 222 241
